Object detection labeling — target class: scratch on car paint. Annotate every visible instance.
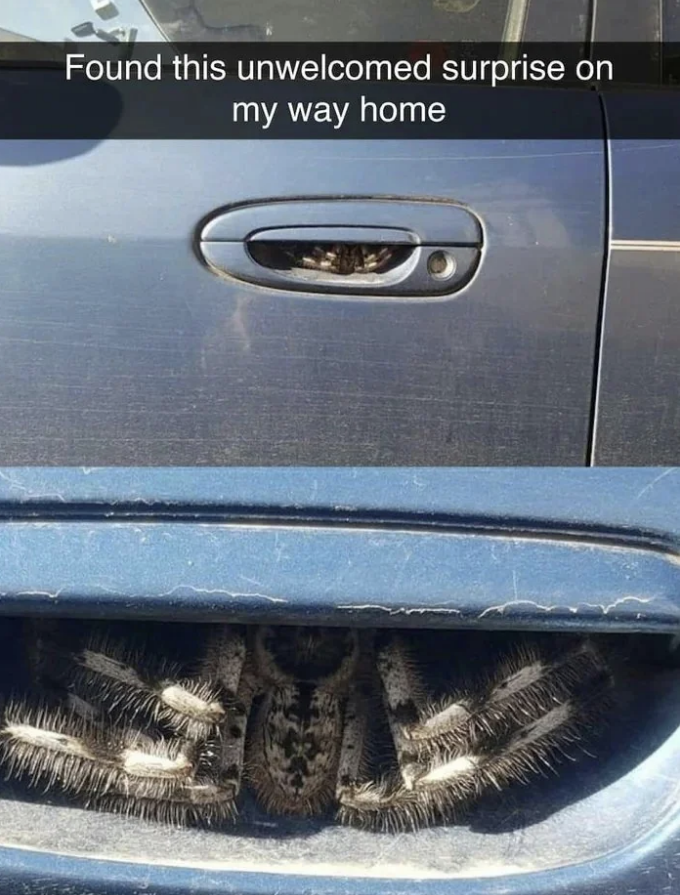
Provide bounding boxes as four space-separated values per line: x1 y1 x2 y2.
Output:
156 585 287 603
336 603 462 616
0 588 65 600
0 470 67 502
635 469 677 502
478 596 653 619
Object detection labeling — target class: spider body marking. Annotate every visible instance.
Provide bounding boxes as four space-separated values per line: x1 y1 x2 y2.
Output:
247 626 360 815
0 621 612 832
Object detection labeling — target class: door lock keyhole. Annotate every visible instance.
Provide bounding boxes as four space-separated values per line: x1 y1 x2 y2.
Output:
427 250 457 280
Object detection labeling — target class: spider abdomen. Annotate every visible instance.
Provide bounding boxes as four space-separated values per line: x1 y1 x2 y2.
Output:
248 683 343 816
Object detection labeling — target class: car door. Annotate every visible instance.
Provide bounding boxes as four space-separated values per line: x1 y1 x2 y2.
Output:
0 0 606 465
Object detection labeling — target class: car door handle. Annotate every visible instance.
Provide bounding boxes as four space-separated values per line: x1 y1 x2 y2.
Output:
197 198 483 298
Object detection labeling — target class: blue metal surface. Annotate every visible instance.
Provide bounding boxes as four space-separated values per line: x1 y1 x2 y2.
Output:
605 134 680 244
0 519 678 631
592 127 680 465
0 135 605 465
0 467 678 630
0 466 676 534
1 803 679 895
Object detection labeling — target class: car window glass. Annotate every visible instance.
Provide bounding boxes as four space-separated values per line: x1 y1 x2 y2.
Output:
0 0 529 43
141 0 512 42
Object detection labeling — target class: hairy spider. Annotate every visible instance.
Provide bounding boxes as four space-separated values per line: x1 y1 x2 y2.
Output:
287 243 396 276
0 622 611 832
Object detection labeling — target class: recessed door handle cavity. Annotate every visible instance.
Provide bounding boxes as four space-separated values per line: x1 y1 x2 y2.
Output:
197 198 483 298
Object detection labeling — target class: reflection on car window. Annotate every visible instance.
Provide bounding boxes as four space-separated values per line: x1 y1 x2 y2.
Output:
0 0 600 48
141 0 514 42
0 0 163 43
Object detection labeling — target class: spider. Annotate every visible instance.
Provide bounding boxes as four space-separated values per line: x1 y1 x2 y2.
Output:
287 243 396 276
0 622 611 832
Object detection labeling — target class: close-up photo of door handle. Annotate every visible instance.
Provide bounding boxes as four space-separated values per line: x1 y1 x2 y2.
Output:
198 198 484 297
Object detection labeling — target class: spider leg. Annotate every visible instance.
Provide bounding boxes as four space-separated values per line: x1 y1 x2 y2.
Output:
1 623 254 825
200 625 247 701
336 633 434 832
145 623 253 813
375 246 394 266
90 623 253 818
95 776 238 826
0 699 238 825
374 633 440 788
298 245 340 273
387 654 610 826
209 655 258 804
376 634 609 789
300 254 322 270
342 636 611 831
361 246 394 273
337 683 589 833
1 700 194 798
50 627 230 740
414 637 609 755
335 689 441 832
